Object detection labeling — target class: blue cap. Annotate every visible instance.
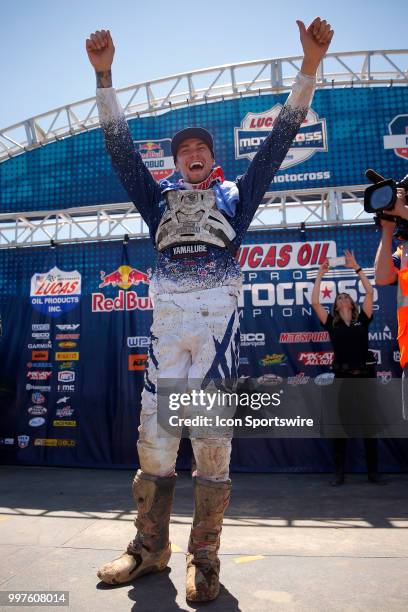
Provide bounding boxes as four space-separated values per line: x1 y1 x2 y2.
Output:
171 127 214 161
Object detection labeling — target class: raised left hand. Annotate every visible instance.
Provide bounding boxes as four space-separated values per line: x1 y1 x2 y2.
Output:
297 17 334 74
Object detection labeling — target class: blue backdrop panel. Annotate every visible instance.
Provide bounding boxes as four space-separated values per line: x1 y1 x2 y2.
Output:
1 86 408 212
0 226 407 471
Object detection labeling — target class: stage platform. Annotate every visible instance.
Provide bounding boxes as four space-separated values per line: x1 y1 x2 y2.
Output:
0 466 407 611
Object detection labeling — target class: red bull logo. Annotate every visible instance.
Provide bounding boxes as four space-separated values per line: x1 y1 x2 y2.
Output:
139 141 162 153
93 264 153 313
99 265 150 289
133 138 175 181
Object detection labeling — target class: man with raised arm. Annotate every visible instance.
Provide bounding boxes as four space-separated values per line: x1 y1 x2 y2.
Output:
86 18 333 601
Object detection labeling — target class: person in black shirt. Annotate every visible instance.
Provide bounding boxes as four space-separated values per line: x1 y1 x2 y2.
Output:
312 250 384 485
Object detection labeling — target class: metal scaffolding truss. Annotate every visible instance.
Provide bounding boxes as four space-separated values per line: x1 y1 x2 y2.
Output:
0 185 373 249
0 49 407 163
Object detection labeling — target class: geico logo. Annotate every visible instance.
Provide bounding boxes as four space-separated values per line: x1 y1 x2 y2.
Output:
238 281 378 307
241 333 265 342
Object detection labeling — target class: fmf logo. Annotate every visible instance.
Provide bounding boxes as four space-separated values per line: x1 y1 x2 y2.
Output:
235 106 327 168
56 334 80 340
298 352 334 366
30 267 81 317
128 354 148 371
237 242 336 271
383 114 408 160
93 265 152 313
134 139 175 181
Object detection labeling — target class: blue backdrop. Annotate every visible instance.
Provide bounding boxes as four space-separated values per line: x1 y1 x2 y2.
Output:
1 225 407 472
1 85 408 212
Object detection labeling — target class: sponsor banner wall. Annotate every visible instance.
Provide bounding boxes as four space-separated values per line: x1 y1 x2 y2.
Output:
0 226 407 471
1 86 408 212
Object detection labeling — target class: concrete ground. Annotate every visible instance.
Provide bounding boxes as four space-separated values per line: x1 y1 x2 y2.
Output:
0 466 407 612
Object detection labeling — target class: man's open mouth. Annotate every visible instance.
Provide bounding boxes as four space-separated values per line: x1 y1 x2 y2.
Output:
189 161 204 171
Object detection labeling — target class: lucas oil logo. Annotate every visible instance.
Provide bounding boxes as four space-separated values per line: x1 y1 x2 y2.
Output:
235 106 327 169
30 267 81 317
134 139 175 181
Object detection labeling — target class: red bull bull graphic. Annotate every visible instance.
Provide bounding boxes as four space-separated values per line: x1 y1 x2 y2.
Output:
92 264 153 312
134 138 175 181
30 267 81 316
99 265 150 289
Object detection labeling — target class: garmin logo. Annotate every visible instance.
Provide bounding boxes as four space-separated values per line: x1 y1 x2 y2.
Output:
368 326 392 342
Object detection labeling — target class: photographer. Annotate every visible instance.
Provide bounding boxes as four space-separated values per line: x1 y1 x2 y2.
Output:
375 187 408 418
312 251 383 485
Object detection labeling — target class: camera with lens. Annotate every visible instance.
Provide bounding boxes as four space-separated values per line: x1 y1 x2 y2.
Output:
364 169 408 239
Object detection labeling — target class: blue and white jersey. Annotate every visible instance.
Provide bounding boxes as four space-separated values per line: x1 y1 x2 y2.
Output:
96 72 315 295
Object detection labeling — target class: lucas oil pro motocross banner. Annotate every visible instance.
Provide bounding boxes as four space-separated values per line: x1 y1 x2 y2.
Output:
1 86 408 213
0 225 407 471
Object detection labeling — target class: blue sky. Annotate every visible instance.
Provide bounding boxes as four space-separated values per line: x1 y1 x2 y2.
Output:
1 0 407 128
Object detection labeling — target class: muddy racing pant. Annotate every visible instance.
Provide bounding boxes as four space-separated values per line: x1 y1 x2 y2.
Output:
137 285 240 482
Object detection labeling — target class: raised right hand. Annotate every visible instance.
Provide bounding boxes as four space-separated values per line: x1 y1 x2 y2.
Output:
318 259 330 275
86 30 115 72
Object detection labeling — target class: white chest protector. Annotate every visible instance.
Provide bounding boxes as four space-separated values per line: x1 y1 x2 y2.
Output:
155 189 236 253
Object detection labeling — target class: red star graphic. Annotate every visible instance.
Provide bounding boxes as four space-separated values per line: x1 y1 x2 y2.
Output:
321 286 332 299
